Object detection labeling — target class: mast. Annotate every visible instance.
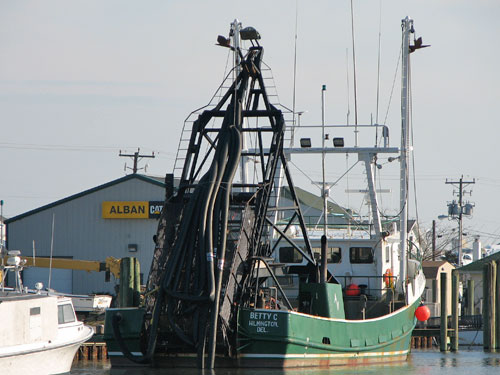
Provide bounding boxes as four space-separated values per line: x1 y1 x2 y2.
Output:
231 19 249 190
399 17 413 296
320 85 328 283
321 85 328 238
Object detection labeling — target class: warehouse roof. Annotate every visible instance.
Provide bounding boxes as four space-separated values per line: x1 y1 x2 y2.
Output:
281 186 347 215
458 251 500 272
5 174 165 224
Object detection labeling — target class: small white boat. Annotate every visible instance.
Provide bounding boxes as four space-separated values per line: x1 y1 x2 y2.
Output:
0 250 94 375
71 294 112 313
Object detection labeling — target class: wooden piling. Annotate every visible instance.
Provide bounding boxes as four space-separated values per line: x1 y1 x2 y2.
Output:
483 263 489 349
440 272 448 352
119 257 138 307
74 343 109 362
133 257 141 307
451 270 459 351
483 261 497 350
492 261 497 349
496 260 500 350
432 279 438 303
467 279 474 315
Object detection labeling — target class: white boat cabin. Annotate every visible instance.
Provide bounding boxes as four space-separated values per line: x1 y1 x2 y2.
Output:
273 221 421 300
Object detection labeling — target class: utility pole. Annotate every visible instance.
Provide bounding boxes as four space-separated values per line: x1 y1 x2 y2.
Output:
432 219 436 261
0 199 4 250
445 175 475 267
119 148 155 174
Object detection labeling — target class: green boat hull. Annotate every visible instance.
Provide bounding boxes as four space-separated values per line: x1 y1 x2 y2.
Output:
236 298 420 367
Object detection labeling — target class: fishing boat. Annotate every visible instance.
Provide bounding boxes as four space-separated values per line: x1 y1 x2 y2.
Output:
105 16 428 369
0 250 94 375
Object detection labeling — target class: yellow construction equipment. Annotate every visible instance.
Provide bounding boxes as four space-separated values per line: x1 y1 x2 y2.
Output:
5 256 122 280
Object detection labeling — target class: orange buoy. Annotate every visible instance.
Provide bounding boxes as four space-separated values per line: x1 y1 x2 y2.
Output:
415 304 431 321
384 268 393 288
346 283 361 296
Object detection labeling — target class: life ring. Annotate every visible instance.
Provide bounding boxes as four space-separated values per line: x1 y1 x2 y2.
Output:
384 268 393 288
265 297 276 310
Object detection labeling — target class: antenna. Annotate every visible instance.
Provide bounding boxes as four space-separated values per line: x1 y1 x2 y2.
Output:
375 0 382 125
345 48 351 126
350 0 359 146
1 200 4 266
119 148 155 174
291 0 299 147
32 240 36 267
48 213 55 291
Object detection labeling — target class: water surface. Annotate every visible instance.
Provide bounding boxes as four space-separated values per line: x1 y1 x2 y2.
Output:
70 349 500 375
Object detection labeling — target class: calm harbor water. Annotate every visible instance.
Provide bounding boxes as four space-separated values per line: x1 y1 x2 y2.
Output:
70 349 500 375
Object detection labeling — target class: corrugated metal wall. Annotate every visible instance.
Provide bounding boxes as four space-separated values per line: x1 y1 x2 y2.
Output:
7 176 164 295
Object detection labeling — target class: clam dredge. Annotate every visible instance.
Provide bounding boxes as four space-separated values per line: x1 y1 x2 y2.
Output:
105 17 428 369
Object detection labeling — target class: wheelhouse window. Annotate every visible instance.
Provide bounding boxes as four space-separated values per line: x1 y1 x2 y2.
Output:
349 247 373 264
329 247 342 263
58 304 76 324
312 247 341 263
279 246 303 263
276 275 295 287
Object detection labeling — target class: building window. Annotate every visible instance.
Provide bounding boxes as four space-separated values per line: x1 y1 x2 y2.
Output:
349 247 374 264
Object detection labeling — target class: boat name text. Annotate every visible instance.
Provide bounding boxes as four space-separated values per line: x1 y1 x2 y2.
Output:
248 312 279 333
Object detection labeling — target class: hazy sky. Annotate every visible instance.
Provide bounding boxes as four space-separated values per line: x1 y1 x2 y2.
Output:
1 1 499 247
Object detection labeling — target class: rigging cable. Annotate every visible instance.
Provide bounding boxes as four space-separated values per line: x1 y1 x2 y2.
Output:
383 44 402 126
409 53 421 237
288 159 367 231
378 32 407 220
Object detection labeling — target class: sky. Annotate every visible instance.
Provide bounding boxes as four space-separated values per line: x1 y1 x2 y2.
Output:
1 1 499 247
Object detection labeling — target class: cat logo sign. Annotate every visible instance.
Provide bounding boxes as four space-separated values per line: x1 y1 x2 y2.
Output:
102 201 164 219
148 201 164 218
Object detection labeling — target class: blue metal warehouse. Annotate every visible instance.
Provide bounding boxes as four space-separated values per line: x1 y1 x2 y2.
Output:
5 174 165 295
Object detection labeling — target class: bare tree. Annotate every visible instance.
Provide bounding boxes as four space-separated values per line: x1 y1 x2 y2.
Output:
414 221 459 262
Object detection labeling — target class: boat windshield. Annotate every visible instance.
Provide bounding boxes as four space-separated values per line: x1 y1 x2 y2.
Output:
58 303 76 324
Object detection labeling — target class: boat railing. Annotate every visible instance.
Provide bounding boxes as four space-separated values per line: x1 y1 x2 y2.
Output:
334 275 398 299
250 256 294 310
423 314 482 329
0 250 27 293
